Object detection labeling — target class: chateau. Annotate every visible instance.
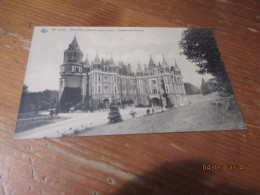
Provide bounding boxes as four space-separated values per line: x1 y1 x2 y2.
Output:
59 36 186 109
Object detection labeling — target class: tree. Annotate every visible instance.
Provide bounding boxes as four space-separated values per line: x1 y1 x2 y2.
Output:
60 87 82 112
179 28 233 96
18 85 59 114
207 78 218 92
184 82 201 95
107 103 123 123
201 78 211 95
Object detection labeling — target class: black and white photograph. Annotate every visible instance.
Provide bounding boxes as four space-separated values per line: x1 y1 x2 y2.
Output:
14 27 246 139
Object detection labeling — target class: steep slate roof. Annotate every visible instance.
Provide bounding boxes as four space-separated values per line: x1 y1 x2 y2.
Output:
84 55 90 66
174 59 180 69
108 56 115 67
93 53 101 64
162 55 168 67
148 55 156 69
67 36 81 52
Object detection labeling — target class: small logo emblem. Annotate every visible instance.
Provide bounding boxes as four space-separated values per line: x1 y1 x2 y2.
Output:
41 28 48 33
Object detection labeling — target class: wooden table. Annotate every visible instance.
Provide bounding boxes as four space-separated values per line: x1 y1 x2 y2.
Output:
0 0 259 194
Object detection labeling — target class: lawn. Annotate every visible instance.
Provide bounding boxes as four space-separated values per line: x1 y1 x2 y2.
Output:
15 115 69 133
79 93 246 136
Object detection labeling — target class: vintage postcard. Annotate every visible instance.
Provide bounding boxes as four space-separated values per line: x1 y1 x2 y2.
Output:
14 27 246 139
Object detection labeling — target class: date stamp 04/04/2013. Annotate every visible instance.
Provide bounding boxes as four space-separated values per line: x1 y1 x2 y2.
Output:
202 163 244 171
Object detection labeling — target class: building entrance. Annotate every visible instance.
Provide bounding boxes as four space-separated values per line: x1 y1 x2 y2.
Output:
151 97 160 106
103 98 110 108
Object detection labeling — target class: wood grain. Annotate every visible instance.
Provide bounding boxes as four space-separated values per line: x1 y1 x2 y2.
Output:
0 0 259 194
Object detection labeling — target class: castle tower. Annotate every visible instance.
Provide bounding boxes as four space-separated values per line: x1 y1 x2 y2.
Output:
63 36 83 64
59 36 84 100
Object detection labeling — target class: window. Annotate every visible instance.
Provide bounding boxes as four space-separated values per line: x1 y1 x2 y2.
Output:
98 86 101 94
66 66 72 72
164 77 168 83
153 89 157 93
115 87 117 94
166 86 169 93
114 77 116 83
75 67 79 73
98 74 101 82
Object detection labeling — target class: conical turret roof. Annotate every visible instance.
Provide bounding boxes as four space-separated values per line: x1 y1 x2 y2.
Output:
84 54 90 67
148 55 156 69
67 36 81 52
174 59 180 69
93 51 101 64
108 54 115 67
162 55 168 67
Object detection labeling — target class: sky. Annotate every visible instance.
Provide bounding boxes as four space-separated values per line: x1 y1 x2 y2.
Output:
25 27 213 92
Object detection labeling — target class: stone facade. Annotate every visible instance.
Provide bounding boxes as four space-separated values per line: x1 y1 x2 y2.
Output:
60 36 187 109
